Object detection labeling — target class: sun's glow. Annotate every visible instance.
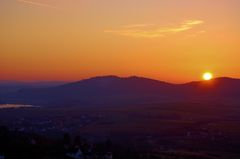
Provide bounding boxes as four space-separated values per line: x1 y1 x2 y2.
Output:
203 72 213 81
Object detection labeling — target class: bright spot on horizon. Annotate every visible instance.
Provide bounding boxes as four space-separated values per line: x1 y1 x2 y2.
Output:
202 72 213 81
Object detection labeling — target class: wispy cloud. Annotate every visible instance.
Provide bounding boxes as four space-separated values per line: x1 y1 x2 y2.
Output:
17 0 58 9
105 20 204 38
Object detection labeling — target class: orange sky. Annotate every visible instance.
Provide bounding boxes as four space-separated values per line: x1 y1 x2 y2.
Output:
0 0 240 83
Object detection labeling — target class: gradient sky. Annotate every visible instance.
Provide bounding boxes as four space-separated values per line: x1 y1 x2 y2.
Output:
0 0 239 83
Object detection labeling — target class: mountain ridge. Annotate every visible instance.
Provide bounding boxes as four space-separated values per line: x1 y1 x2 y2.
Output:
1 76 240 106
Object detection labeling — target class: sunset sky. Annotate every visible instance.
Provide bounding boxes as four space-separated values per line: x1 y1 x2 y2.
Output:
0 0 239 83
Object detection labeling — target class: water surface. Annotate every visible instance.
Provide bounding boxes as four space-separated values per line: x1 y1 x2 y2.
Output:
0 104 37 109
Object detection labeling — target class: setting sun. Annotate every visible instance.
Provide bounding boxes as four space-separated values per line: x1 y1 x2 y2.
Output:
203 72 213 81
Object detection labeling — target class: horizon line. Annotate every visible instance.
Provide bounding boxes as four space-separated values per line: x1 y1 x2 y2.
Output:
0 75 238 85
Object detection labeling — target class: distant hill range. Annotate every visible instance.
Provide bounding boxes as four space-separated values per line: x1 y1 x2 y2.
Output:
0 81 67 101
0 81 67 88
1 76 240 106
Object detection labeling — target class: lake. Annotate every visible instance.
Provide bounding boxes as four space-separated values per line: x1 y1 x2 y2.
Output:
0 104 37 109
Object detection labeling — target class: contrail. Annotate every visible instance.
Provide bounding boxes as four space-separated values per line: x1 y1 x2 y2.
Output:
17 0 58 9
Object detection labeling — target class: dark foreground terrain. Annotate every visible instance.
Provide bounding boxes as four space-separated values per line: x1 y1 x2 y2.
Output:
1 76 240 158
1 102 240 159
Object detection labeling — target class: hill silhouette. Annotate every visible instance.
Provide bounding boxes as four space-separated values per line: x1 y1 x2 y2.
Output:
2 76 240 106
